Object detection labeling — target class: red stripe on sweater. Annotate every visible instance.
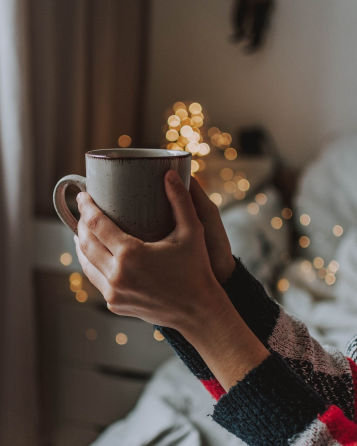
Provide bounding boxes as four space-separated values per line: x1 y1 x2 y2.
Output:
348 358 357 423
200 378 226 401
319 405 357 445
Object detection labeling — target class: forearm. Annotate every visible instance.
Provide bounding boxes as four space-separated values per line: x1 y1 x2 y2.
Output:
180 286 269 391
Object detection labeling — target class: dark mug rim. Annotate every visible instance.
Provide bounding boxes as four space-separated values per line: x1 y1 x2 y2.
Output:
86 148 191 160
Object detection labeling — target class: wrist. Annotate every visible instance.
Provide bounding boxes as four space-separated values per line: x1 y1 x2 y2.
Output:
181 286 270 391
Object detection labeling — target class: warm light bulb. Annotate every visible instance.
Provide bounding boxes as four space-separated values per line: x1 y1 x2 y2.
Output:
237 178 250 192
255 193 267 205
300 214 311 226
224 181 237 193
313 257 324 269
277 278 290 292
175 108 188 120
117 134 132 148
332 225 343 237
166 129 179 142
167 115 181 127
271 217 283 230
247 202 260 215
115 333 128 345
188 102 202 115
153 329 165 341
299 236 310 248
75 289 88 303
281 208 293 220
220 168 234 181
209 193 223 207
60 253 72 266
224 147 238 160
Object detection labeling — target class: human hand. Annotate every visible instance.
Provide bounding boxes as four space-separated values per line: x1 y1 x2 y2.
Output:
74 170 226 333
190 177 235 284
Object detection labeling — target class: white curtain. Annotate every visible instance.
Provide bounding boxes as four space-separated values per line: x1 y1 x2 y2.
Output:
0 0 39 445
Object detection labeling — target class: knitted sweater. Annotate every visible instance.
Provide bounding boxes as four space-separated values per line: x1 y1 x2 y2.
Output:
156 256 357 445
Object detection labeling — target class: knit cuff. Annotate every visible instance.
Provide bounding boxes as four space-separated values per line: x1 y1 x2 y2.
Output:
213 353 326 446
222 255 280 343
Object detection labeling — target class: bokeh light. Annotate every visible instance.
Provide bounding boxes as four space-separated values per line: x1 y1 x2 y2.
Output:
255 193 267 205
117 134 132 148
299 236 310 248
60 253 72 266
277 278 290 292
115 333 128 345
153 329 165 342
300 214 311 226
247 202 260 215
281 208 293 220
271 217 283 230
85 328 97 341
209 192 223 207
313 257 324 269
332 225 344 237
224 147 237 160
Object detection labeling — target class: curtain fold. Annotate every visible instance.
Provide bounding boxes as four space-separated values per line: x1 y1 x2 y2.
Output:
0 0 39 445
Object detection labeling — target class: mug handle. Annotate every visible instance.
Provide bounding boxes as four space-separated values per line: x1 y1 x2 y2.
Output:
53 174 87 234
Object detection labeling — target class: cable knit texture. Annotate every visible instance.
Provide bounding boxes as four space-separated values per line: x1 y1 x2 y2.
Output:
155 256 357 444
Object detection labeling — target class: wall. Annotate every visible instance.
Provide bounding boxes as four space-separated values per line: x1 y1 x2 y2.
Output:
144 0 357 167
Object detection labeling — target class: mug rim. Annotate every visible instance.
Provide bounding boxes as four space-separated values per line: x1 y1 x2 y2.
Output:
86 148 191 160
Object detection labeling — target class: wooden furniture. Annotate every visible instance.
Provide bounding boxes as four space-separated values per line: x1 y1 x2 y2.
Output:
35 268 173 446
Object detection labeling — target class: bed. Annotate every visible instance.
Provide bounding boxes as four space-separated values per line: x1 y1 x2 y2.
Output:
91 134 357 446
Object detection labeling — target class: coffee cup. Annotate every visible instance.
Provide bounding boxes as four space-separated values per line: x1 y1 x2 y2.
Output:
53 148 191 242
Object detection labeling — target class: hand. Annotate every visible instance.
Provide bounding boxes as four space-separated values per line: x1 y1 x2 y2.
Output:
74 169 226 333
190 177 235 284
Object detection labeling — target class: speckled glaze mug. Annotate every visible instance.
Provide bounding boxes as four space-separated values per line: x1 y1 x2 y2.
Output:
53 148 191 242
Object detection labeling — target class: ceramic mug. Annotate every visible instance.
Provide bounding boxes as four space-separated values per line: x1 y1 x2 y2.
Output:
53 148 192 242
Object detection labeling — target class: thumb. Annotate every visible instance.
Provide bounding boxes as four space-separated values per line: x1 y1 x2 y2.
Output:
164 169 200 234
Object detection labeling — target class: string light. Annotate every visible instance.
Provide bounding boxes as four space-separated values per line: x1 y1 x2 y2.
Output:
224 181 237 193
224 147 238 160
153 329 165 342
281 208 293 220
247 202 260 215
190 115 204 128
300 214 311 226
220 168 234 181
325 273 336 286
175 108 188 120
328 260 339 273
188 102 202 115
85 328 97 341
60 253 72 266
173 101 186 112
271 217 283 230
237 178 250 192
115 333 128 345
191 160 200 174
166 129 179 142
198 143 210 156
207 127 220 137
167 115 181 127
313 257 324 269
299 236 310 248
277 278 290 292
209 192 223 207
117 135 132 148
255 193 267 205
75 289 88 303
301 260 312 273
234 190 246 200
332 225 344 237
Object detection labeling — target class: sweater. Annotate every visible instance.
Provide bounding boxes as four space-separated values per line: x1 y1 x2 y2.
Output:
155 256 357 445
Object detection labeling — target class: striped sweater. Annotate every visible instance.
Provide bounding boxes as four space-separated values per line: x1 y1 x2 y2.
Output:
156 256 357 445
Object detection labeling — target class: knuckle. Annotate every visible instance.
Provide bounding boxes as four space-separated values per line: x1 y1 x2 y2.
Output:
120 239 142 262
86 212 102 232
79 237 89 254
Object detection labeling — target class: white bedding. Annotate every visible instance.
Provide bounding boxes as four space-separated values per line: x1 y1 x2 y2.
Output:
93 134 357 445
91 357 246 446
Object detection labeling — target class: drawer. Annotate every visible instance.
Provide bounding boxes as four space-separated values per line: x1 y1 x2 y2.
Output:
56 366 146 426
57 303 173 373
